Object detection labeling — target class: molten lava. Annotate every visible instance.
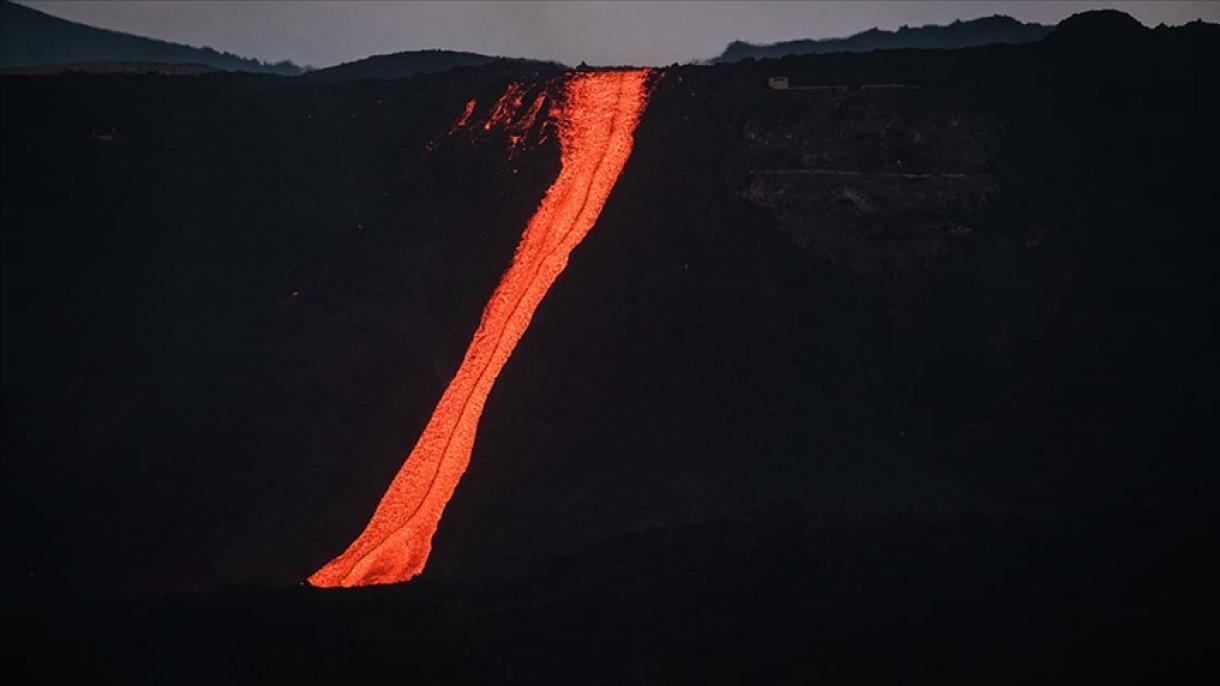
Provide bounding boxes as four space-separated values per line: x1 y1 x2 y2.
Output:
483 82 526 131
451 98 477 132
309 69 652 588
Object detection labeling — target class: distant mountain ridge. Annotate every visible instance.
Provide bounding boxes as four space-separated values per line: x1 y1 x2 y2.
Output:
0 61 220 76
713 15 1052 63
302 49 558 83
0 0 302 75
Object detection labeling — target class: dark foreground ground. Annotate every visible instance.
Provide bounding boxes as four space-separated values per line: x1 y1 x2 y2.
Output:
3 12 1218 683
11 502 1218 683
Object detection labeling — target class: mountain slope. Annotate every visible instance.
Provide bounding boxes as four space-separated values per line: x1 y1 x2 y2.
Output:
0 0 301 75
302 49 553 83
0 61 220 76
714 14 1051 63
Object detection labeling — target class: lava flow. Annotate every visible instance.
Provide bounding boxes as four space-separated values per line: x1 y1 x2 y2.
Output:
309 69 652 588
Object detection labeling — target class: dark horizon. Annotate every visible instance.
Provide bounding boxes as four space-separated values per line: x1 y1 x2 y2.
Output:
16 0 1220 68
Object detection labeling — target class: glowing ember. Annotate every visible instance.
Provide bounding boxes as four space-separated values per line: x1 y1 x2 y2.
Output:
508 92 549 157
483 82 526 131
519 92 547 132
309 69 652 588
450 98 477 133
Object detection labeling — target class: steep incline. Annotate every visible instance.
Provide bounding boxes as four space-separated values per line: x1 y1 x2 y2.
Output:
309 69 652 587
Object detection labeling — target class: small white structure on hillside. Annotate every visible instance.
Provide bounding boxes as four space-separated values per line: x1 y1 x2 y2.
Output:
768 76 789 90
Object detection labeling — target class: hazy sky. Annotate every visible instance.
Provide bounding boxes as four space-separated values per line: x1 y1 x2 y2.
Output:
22 1 1220 68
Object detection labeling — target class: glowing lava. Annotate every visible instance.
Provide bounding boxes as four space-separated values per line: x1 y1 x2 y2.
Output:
450 98 477 132
309 69 652 588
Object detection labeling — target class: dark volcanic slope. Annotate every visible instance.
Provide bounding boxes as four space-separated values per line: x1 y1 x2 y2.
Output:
4 13 1218 684
0 0 301 75
2 61 565 599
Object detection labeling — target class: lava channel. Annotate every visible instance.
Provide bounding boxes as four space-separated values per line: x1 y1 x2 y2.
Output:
309 69 652 588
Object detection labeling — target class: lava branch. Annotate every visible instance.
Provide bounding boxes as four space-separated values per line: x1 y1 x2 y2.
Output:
309 69 652 588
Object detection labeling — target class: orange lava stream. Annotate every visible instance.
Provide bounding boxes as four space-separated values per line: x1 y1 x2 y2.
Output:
309 69 652 588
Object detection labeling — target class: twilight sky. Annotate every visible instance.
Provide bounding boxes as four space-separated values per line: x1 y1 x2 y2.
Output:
21 1 1220 68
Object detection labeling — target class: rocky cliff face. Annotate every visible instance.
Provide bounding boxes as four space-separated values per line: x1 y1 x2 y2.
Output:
737 86 996 301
